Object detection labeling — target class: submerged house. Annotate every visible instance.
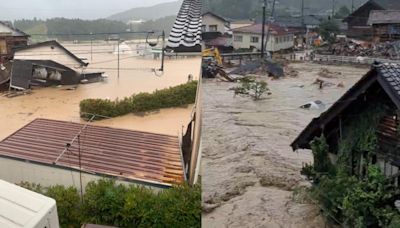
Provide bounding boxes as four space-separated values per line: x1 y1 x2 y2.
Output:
0 21 29 63
291 62 400 186
201 12 233 52
10 40 90 90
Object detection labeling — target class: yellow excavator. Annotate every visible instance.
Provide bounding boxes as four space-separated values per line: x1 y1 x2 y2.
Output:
202 48 222 66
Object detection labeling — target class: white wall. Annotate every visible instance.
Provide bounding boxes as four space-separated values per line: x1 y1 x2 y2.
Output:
14 45 83 71
0 157 166 192
233 32 294 52
202 14 227 34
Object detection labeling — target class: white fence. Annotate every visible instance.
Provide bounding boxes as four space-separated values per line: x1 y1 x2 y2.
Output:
314 54 400 65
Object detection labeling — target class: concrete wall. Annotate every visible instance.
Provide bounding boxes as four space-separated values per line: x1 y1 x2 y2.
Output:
0 157 164 192
202 14 227 34
233 32 294 52
14 45 83 71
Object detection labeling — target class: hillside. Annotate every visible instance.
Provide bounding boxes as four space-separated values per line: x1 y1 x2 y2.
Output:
203 0 369 20
108 0 182 22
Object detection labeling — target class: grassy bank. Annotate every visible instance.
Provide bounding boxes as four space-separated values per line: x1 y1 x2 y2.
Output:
80 81 198 120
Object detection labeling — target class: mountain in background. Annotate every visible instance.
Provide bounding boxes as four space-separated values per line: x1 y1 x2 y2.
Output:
108 0 182 22
203 0 369 20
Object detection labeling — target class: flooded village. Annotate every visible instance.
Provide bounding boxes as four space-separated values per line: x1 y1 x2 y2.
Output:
0 0 400 227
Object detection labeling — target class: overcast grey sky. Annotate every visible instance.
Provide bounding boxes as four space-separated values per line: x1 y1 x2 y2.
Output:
1 0 177 21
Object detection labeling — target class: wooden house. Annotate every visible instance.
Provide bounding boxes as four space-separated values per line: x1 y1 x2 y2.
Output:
344 0 400 39
0 21 29 63
368 10 400 42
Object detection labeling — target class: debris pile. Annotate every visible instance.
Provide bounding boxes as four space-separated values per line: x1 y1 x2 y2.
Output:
284 66 299 77
318 40 400 59
229 60 284 78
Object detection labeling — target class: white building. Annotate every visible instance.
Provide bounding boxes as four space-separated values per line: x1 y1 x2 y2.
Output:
201 12 232 35
0 179 59 228
232 23 294 52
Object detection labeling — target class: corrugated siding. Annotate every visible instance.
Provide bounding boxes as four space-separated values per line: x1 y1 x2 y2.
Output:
0 119 184 186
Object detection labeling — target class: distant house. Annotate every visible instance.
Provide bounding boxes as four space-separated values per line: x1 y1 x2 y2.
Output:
232 23 294 52
0 118 185 190
0 21 29 63
167 0 202 52
291 62 400 185
201 12 233 52
11 40 91 90
368 10 400 42
201 12 231 36
344 0 400 39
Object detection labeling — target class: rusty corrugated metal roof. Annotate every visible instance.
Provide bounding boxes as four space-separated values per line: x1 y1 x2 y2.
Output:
0 119 184 187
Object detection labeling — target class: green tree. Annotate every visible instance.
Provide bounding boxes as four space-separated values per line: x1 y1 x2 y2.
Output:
334 6 351 19
318 19 340 44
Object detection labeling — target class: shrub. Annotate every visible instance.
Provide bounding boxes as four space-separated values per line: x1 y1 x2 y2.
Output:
20 179 201 227
80 81 198 120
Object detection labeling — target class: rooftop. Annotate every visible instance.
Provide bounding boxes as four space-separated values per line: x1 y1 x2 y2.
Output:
0 118 184 187
232 23 293 36
368 10 400 25
167 0 202 52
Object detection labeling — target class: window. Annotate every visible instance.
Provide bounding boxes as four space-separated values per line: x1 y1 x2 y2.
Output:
250 36 259 43
275 37 279 43
234 35 243 42
201 25 206 32
209 25 218 32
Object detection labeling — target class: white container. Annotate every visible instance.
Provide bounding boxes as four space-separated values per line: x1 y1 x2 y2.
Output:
0 179 59 228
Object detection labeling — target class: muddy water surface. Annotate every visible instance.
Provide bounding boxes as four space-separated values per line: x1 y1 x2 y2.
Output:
0 42 201 140
201 62 369 227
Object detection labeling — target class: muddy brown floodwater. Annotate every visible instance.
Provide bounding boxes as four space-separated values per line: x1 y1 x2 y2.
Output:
201 62 369 228
0 41 201 140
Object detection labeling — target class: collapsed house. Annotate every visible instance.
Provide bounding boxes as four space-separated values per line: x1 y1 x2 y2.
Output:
291 62 400 186
0 118 184 189
9 40 104 90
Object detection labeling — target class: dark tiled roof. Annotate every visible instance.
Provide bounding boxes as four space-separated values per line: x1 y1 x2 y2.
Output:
0 118 184 187
167 0 202 52
291 62 400 150
368 10 400 25
15 40 88 66
202 11 229 23
373 0 400 10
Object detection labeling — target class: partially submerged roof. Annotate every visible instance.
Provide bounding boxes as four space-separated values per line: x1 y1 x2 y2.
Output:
0 21 29 37
0 119 184 187
167 0 202 52
14 40 88 66
232 23 293 36
368 10 400 25
0 179 57 227
291 62 400 150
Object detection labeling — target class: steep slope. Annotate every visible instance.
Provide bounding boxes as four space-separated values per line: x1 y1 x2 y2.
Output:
108 0 182 22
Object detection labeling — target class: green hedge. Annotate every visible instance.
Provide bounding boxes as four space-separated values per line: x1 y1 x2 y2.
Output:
80 81 198 120
20 180 201 228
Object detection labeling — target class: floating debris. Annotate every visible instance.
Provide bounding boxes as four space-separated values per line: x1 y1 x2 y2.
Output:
300 100 325 110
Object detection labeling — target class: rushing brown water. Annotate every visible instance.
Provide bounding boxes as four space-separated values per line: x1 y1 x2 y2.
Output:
201 62 369 227
0 41 201 140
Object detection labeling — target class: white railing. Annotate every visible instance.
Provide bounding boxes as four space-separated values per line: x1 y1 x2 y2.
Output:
314 54 400 65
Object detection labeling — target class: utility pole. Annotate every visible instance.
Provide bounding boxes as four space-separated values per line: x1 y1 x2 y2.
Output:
263 0 276 56
90 32 93 62
351 0 355 13
301 0 305 27
261 0 267 58
332 0 336 18
117 38 120 79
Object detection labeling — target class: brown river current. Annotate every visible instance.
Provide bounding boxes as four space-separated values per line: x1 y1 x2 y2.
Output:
0 41 201 140
201 62 369 227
